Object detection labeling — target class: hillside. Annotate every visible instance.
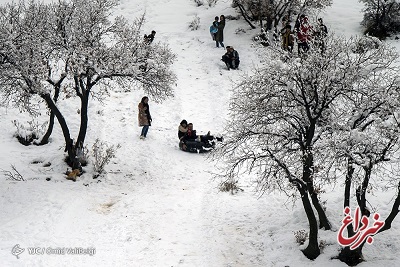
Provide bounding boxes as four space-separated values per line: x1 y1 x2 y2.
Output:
1 0 399 266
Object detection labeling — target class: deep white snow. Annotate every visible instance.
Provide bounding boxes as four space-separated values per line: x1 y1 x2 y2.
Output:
1 0 399 266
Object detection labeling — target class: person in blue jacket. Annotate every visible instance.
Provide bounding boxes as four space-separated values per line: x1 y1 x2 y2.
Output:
210 16 219 41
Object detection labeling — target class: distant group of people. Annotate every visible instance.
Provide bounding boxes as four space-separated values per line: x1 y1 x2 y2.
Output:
280 15 328 54
209 15 241 70
137 98 222 152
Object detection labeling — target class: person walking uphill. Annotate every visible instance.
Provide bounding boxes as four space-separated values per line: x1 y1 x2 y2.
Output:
138 96 152 139
215 15 225 48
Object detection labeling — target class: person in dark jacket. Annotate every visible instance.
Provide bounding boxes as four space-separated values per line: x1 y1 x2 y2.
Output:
221 46 240 70
144 30 156 44
138 96 152 139
280 24 294 52
215 15 225 48
315 18 328 53
178 120 188 139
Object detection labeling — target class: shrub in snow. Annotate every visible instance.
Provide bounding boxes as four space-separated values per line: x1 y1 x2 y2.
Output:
189 15 201 31
91 139 120 179
12 120 48 146
193 0 204 6
219 179 244 194
235 28 246 34
207 0 218 7
360 0 400 39
2 165 25 181
293 229 308 245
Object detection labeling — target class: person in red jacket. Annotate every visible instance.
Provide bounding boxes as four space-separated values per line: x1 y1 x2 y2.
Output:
297 16 313 54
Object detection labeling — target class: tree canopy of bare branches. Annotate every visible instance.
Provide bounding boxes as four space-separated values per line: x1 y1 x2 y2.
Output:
213 34 400 261
0 0 176 168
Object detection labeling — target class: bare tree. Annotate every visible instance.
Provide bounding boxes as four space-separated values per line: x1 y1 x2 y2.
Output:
332 37 400 265
212 35 400 260
232 0 332 30
0 0 176 169
360 0 400 39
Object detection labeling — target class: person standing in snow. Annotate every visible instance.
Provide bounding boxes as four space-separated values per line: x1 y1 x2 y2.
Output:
138 96 152 139
210 16 219 41
314 18 328 53
297 16 313 54
281 24 294 52
215 15 225 48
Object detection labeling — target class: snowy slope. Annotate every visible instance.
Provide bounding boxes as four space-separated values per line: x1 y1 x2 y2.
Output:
0 0 400 266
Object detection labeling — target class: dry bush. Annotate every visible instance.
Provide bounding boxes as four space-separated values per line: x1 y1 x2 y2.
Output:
293 229 308 245
219 179 244 194
92 139 120 178
2 165 25 181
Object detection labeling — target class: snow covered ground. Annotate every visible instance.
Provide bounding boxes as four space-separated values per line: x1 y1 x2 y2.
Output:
0 0 399 266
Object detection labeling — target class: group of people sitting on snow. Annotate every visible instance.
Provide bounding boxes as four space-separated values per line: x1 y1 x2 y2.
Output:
178 120 223 152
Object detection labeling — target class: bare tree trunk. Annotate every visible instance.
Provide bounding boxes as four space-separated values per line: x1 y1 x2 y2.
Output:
39 77 63 145
76 90 89 148
356 166 372 216
336 157 364 265
379 181 400 233
39 111 55 145
236 2 257 29
303 148 331 230
41 93 75 164
295 179 320 260
344 157 355 236
338 246 364 266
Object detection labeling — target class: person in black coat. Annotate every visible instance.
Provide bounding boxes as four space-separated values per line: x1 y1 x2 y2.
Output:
221 46 240 70
215 15 225 48
144 30 156 44
178 120 188 139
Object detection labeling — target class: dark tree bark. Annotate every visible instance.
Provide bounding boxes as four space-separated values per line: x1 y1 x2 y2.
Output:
379 181 400 233
73 74 92 153
303 149 332 230
337 245 364 266
302 120 331 230
344 157 356 237
39 74 66 145
76 90 90 148
41 93 74 164
39 111 55 145
356 166 372 217
294 178 320 260
235 2 257 29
